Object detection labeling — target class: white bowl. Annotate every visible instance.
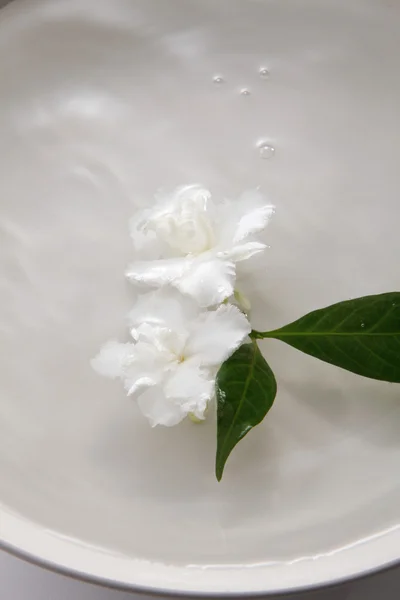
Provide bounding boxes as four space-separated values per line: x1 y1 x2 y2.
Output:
0 0 399 596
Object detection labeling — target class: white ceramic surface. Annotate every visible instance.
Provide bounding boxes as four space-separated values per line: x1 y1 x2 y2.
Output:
0 0 399 595
2 551 400 600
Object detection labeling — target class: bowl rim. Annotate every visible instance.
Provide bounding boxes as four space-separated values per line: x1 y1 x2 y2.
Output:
1 504 399 597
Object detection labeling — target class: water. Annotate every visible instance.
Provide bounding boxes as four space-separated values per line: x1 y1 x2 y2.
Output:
257 142 275 159
1 0 400 578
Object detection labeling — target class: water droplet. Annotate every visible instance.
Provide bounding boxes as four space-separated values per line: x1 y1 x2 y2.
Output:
259 67 270 79
240 88 250 96
257 142 275 159
213 75 224 84
392 302 397 307
361 322 365 328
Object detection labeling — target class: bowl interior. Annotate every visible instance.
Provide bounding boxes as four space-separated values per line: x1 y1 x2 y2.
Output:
0 0 399 595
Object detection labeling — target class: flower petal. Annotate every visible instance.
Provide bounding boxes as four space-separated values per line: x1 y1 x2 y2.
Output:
91 338 169 395
186 303 251 366
127 288 199 334
139 185 216 255
125 257 189 287
137 386 186 427
164 361 214 420
123 341 169 396
218 241 267 262
152 184 211 220
233 203 275 244
133 324 187 358
176 257 236 307
91 341 135 379
216 189 274 247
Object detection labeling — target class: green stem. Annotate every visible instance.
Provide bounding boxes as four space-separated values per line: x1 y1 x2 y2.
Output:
250 329 275 340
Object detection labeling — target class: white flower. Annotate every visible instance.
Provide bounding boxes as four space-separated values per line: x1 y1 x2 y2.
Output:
91 288 250 427
126 184 274 308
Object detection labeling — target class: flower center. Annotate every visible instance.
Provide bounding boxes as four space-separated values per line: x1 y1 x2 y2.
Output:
148 190 216 256
162 212 214 255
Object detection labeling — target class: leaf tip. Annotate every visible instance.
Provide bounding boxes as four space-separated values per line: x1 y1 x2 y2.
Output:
215 461 224 482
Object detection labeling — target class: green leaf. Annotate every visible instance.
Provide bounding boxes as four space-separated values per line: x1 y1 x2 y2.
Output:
215 341 277 481
252 292 400 383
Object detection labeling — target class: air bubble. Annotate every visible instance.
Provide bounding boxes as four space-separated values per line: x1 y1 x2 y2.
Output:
240 88 250 96
259 67 270 79
213 75 224 84
361 322 365 328
257 141 275 159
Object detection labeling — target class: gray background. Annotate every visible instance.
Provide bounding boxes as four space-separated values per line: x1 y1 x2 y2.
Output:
0 0 398 598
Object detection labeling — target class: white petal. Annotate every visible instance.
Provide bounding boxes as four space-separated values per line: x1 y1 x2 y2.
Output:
127 288 199 333
165 361 214 420
176 257 236 307
233 203 275 244
123 341 169 396
133 324 187 358
91 341 135 379
125 257 189 287
147 185 216 255
218 241 267 262
175 184 211 211
216 189 274 246
153 184 211 218
186 303 251 366
92 338 168 395
137 386 186 427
